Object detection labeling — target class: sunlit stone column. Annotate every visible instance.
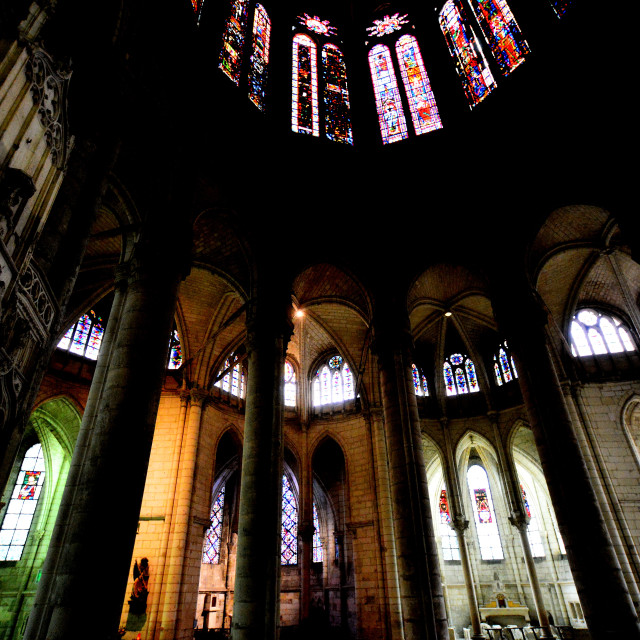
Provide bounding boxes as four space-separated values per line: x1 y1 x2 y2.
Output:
373 295 449 640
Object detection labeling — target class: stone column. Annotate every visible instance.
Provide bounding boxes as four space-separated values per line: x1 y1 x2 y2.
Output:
23 232 188 640
299 431 313 625
231 289 292 640
494 288 640 640
373 296 448 640
440 419 484 640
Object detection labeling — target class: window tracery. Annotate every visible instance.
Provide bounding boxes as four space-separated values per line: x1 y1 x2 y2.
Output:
214 352 246 398
367 14 441 144
493 340 518 386
570 309 636 357
467 463 504 559
412 363 429 396
57 310 104 360
312 354 355 406
292 17 353 144
281 473 298 565
202 485 226 564
444 353 480 396
313 501 323 562
0 443 45 561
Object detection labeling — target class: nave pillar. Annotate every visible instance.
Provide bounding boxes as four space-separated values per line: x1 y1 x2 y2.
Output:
494 287 640 639
231 285 293 640
23 221 191 640
372 295 448 640
487 414 551 637
439 419 484 640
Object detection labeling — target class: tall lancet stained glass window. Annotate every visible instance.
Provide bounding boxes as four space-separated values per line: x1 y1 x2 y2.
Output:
214 353 246 398
444 353 480 396
202 485 226 563
248 4 271 110
521 485 545 557
292 34 319 136
0 443 45 561
313 502 323 562
168 329 182 370
468 0 529 76
570 309 636 357
439 0 496 108
57 310 105 360
439 489 460 560
467 464 504 559
322 44 354 144
281 474 298 565
395 35 442 135
368 44 408 144
284 360 297 407
219 0 249 84
412 363 429 396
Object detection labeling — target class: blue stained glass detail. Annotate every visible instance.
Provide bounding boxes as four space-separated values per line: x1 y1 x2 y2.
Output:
281 474 298 565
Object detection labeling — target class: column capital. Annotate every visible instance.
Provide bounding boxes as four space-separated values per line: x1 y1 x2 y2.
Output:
190 387 208 407
451 515 469 533
508 512 531 531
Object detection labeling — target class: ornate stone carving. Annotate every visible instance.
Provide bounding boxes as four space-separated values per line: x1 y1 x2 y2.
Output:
0 168 36 245
18 260 56 335
25 47 73 169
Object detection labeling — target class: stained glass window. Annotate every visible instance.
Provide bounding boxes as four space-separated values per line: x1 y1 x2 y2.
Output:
284 360 297 407
395 35 442 136
444 353 480 396
281 474 298 565
493 340 517 386
366 13 410 37
313 501 323 562
467 0 529 76
570 309 636 358
439 489 460 560
168 329 182 370
214 353 246 398
292 33 319 136
369 44 408 144
467 464 503 559
312 354 356 406
248 4 271 110
219 0 249 85
202 485 226 563
0 443 45 561
439 0 497 108
322 45 353 144
549 0 572 18
57 310 104 360
412 363 429 396
521 485 544 557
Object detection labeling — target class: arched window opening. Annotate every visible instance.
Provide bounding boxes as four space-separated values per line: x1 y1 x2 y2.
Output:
444 353 480 396
467 463 504 560
214 352 246 398
570 309 636 358
219 0 249 84
313 501 323 562
248 4 271 110
412 363 429 396
57 310 104 360
284 360 297 407
292 16 354 144
312 354 355 407
281 473 298 565
368 44 408 144
521 485 544 558
0 443 45 561
367 14 441 144
493 340 518 386
467 0 529 76
395 34 442 135
439 489 460 560
439 0 497 108
202 485 226 564
168 329 182 370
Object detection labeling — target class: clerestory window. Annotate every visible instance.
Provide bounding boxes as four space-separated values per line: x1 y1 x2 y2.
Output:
570 308 636 357
312 354 355 407
444 352 480 396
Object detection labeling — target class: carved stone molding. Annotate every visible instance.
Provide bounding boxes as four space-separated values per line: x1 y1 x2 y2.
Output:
18 260 56 336
25 47 73 169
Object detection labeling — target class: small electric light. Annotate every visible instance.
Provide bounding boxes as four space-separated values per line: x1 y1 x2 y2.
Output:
295 309 305 318
444 311 452 317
